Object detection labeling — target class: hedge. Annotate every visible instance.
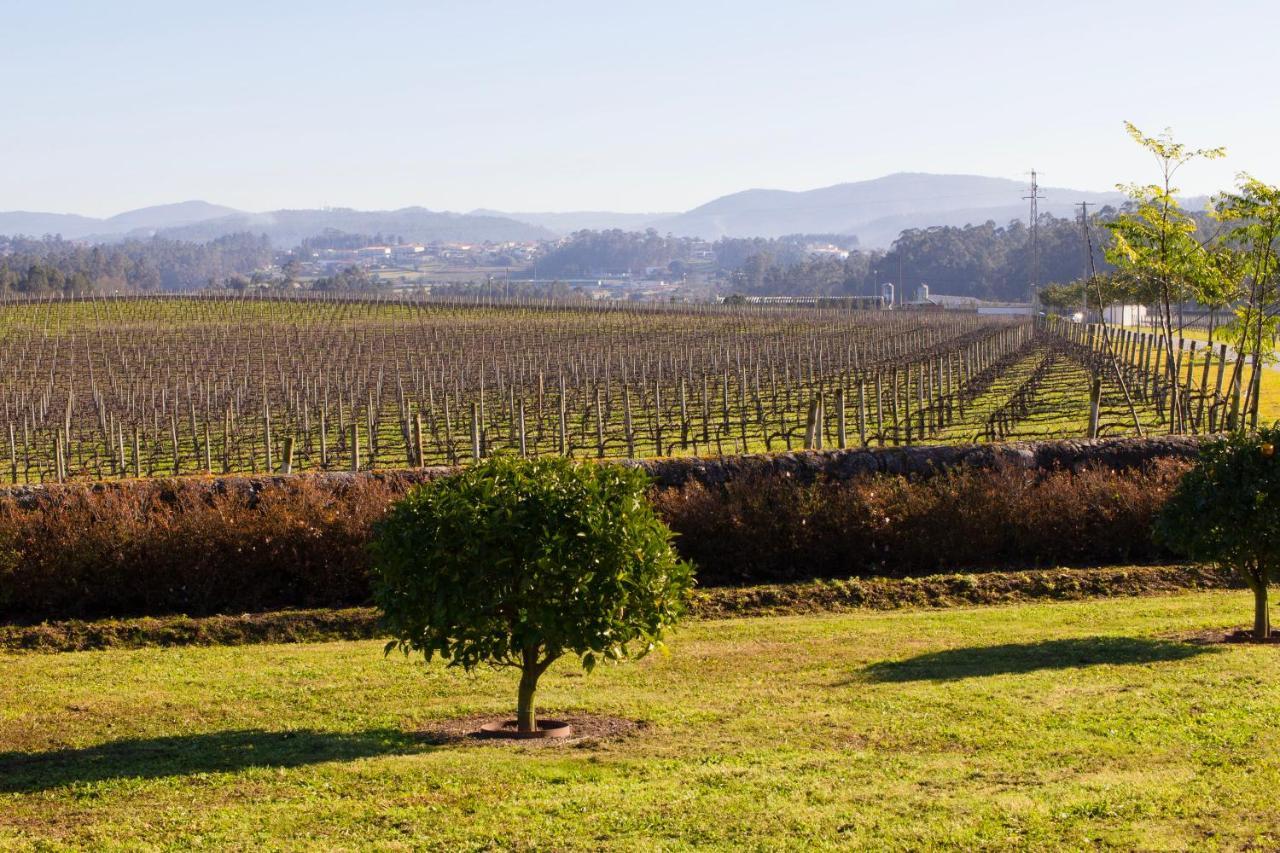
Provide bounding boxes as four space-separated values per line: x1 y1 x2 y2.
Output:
0 450 1192 624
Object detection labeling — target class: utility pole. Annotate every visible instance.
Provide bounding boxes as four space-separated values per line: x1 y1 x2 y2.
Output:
1077 201 1093 319
1024 170 1045 298
896 254 903 306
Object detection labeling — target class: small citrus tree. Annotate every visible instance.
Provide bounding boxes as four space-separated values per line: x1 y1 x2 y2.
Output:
371 456 693 733
1156 427 1280 639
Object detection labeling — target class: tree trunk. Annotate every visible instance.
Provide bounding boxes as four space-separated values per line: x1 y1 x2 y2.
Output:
1248 568 1270 641
517 665 539 733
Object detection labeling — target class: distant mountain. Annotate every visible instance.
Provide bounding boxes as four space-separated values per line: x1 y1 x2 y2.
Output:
1 201 243 241
647 173 1130 247
470 209 672 235
0 203 555 246
102 200 243 232
154 207 554 247
1 174 1141 249
0 210 103 240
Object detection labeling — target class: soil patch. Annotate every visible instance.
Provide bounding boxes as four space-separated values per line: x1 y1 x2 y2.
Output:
414 713 644 747
1175 628 1280 646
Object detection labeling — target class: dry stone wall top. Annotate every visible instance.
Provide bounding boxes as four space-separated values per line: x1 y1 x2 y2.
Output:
633 435 1203 487
0 436 1205 504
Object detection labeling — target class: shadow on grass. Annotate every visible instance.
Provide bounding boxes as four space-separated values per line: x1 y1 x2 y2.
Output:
0 728 428 793
859 637 1220 683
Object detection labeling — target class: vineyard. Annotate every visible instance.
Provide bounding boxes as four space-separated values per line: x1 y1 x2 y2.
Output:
0 294 1236 484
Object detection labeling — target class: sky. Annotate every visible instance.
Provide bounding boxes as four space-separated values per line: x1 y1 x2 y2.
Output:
2 0 1277 217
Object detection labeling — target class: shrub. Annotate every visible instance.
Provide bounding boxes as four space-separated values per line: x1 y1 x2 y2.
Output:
371 457 692 733
1156 428 1280 639
653 459 1188 584
0 476 409 621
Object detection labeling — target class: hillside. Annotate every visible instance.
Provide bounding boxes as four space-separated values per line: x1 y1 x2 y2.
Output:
153 208 554 247
0 210 113 240
1 201 241 241
647 173 1129 245
100 200 242 233
1 174 1138 248
0 204 554 246
469 209 671 234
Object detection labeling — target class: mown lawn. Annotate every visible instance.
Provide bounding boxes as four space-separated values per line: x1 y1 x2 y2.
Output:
3 591 1279 850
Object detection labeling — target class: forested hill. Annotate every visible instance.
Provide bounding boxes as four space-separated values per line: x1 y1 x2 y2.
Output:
0 174 1138 248
0 205 554 246
534 216 1111 302
154 208 553 247
720 214 1111 301
0 201 242 242
646 173 1128 244
0 234 273 294
531 230 860 279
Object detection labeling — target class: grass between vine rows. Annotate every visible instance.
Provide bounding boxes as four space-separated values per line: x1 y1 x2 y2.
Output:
3 590 1278 849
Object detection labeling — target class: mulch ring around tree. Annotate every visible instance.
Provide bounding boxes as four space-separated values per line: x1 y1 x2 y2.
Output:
413 713 645 747
1173 628 1280 646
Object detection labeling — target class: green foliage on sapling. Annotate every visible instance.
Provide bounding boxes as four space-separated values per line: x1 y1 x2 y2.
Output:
371 455 692 731
1156 426 1280 638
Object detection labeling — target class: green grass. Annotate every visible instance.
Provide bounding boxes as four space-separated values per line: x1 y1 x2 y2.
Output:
1120 324 1280 424
927 345 1163 443
3 591 1279 849
1121 323 1276 352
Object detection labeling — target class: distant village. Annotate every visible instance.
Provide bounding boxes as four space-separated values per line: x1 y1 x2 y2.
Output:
273 236 1039 314
302 241 538 270
283 237 715 301
280 236 871 303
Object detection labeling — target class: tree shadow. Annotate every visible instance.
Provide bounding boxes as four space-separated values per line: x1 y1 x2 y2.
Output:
0 728 430 793
857 637 1220 684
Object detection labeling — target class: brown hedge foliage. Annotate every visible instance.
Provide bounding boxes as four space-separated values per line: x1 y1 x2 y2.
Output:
0 477 407 623
0 460 1191 623
651 459 1190 585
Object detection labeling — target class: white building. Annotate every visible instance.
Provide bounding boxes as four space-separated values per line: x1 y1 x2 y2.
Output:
1103 304 1147 326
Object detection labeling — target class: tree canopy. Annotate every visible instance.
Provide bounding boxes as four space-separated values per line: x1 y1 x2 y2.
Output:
372 456 692 732
0 233 272 294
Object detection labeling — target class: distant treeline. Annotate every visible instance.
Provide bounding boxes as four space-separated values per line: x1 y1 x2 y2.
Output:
731 214 1121 301
531 229 861 279
0 207 1221 301
297 229 406 253
0 233 273 295
527 218 1116 301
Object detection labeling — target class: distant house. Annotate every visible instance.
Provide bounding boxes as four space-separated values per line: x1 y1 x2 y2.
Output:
1103 304 1147 326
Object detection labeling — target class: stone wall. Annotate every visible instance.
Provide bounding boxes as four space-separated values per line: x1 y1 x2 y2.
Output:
0 435 1205 503
634 435 1205 488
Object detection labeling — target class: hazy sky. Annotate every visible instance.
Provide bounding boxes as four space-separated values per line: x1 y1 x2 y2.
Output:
3 0 1276 217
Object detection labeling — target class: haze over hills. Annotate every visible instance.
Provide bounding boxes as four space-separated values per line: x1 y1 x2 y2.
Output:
468 210 675 234
150 208 555 247
477 174 1136 246
642 173 1130 246
0 201 242 242
1 173 1139 248
0 204 555 246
